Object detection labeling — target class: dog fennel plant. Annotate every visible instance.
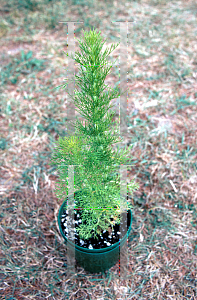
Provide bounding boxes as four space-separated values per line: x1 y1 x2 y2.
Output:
50 27 139 241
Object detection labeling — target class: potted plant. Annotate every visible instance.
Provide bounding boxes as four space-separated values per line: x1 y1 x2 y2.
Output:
50 27 139 273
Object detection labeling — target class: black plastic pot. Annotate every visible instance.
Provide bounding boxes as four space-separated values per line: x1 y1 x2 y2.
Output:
57 191 132 274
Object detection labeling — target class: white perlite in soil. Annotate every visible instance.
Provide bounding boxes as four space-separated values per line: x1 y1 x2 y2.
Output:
60 207 130 249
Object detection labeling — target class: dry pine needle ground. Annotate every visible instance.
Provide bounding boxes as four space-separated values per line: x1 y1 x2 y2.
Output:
0 0 197 299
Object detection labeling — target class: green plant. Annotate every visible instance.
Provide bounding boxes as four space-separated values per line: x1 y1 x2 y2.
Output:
0 50 47 86
50 27 139 241
12 0 39 11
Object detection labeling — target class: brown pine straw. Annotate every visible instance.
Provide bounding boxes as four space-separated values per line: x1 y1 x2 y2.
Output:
0 0 197 298
1 182 197 299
